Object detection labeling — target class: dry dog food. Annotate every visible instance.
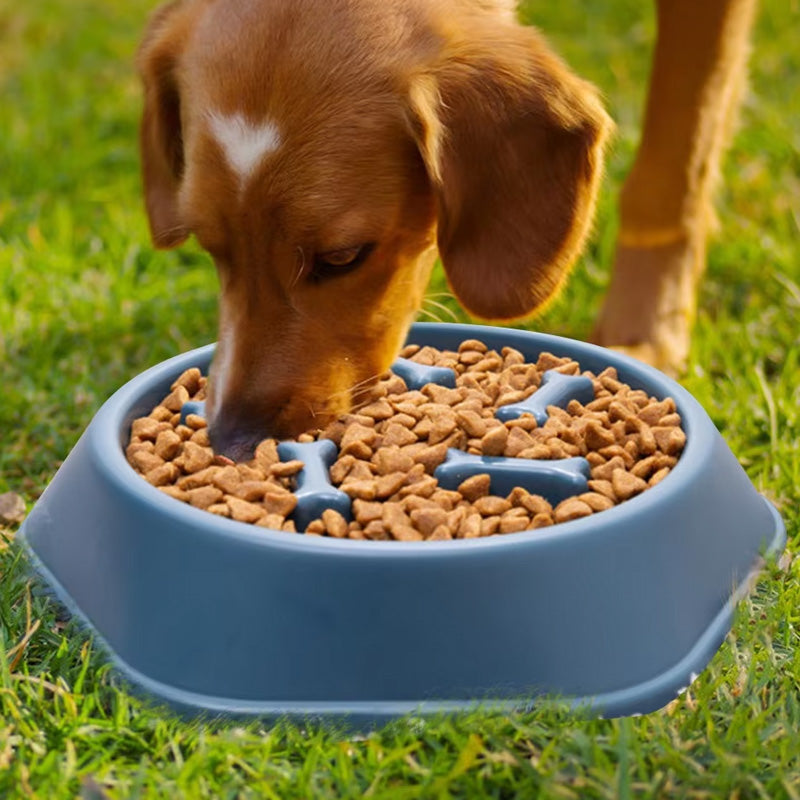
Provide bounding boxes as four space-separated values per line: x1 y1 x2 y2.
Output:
126 341 686 540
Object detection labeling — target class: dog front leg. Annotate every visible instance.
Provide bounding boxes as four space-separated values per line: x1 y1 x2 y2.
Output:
594 0 757 373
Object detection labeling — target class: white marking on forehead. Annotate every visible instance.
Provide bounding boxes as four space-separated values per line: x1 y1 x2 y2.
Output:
207 111 281 183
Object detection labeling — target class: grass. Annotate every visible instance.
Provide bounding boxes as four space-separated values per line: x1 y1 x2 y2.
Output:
1 0 799 796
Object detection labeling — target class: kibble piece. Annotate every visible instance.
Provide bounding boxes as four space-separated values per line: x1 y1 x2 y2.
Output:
584 420 616 450
372 446 415 476
480 516 501 536
599 444 634 469
653 426 687 456
186 485 224 509
480 425 508 456
126 439 154 456
254 439 280 470
154 429 183 461
173 424 193 441
171 367 202 396
380 423 418 448
531 512 554 528
403 495 439 513
578 492 615 512
591 455 627 482
158 485 189 502
424 384 463 406
649 467 671 487
230 480 270 502
227 496 266 523
190 428 211 447
457 513 482 538
518 444 553 460
611 468 648 501
510 489 552 516
414 443 449 474
503 411 537 433
329 455 356 484
410 506 448 537
143 462 179 487
362 520 388 540
428 524 453 541
237 463 267 482
376 471 408 499
473 495 512 516
630 455 658 480
177 466 221 490
554 498 593 523
398 475 437 498
353 499 383 524
212 466 242 494
358 399 394 421
131 417 169 442
340 423 377 454
342 478 379 501
637 398 675 426
305 520 325 535
431 489 462 510
162 385 190 412
499 514 531 534
587 479 615 500
427 414 458 445
382 501 411 531
322 509 349 538
635 422 657 455
457 473 491 502
207 503 231 517
392 524 424 542
456 409 488 438
178 441 215 473
129 449 165 474
149 405 173 423
263 492 298 517
258 513 288 530
459 338 488 354
504 426 535 457
270 459 304 478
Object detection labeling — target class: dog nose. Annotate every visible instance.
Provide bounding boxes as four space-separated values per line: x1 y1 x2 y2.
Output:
207 409 267 462
208 424 260 462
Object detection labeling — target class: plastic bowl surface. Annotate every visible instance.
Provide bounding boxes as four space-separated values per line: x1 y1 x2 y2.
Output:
20 323 786 725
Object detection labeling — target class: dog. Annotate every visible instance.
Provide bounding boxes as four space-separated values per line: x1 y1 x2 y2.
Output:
137 0 755 460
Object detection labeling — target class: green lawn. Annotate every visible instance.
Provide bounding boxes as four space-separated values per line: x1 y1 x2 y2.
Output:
1 0 799 797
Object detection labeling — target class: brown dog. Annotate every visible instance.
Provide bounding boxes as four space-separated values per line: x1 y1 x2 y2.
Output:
137 0 754 460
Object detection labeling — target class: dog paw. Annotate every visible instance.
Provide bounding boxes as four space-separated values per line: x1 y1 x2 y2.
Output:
592 238 704 376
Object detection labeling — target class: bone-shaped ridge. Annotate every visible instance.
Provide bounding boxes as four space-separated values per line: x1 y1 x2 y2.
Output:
434 450 590 504
276 440 351 530
391 357 457 389
495 370 594 426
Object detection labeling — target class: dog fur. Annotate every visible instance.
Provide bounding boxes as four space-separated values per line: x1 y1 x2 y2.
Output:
137 0 754 459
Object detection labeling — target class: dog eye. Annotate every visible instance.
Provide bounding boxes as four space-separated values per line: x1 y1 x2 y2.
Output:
311 243 374 280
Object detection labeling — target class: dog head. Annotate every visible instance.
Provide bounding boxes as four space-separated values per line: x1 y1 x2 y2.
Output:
138 0 611 459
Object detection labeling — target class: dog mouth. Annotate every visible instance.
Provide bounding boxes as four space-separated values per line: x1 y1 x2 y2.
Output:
206 392 350 461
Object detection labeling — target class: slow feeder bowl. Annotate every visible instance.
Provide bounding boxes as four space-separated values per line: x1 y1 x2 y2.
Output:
20 323 785 724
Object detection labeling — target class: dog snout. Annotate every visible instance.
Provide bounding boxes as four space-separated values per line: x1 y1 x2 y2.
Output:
208 419 262 463
206 395 288 461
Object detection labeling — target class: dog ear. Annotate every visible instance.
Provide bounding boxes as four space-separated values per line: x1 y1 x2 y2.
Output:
406 23 612 319
136 1 193 248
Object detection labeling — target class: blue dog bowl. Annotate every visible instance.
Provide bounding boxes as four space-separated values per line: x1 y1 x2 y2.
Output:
19 323 785 724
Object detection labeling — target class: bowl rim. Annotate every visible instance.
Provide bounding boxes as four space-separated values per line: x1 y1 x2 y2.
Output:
94 323 715 558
